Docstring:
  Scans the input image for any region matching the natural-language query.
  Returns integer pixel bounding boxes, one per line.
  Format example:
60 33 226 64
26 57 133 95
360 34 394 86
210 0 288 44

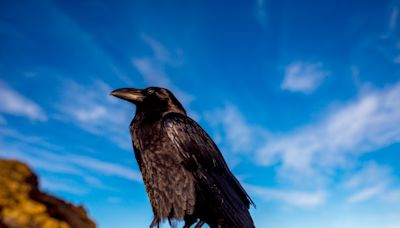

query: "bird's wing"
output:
162 112 254 227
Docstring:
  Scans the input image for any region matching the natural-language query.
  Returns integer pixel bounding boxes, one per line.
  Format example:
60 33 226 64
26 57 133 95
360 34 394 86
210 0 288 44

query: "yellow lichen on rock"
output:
0 159 96 228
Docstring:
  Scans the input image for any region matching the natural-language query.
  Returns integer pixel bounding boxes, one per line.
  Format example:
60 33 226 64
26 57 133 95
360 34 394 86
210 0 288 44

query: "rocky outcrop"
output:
0 159 96 228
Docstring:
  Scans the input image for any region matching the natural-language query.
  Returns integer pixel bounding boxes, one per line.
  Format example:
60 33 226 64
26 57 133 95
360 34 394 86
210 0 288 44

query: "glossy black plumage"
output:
111 87 255 228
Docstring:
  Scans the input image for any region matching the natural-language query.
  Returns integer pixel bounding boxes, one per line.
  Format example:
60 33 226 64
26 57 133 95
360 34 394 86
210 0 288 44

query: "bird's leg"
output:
183 214 197 228
183 222 197 228
149 217 160 228
168 218 178 228
194 220 205 228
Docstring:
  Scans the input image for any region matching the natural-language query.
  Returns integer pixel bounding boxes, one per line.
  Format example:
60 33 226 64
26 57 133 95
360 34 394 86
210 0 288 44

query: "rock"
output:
0 159 96 228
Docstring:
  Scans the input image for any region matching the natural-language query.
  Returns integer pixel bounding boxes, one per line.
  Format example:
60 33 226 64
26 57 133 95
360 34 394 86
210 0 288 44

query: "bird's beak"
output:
110 88 145 103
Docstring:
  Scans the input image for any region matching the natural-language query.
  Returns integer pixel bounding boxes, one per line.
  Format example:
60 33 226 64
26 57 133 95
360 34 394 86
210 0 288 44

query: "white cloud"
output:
0 80 47 121
107 197 122 204
0 127 142 186
389 6 399 34
0 127 61 150
67 154 142 182
246 184 326 208
133 58 172 88
255 0 267 26
82 175 108 189
0 115 6 125
342 162 398 204
394 55 400 64
205 83 400 206
132 34 194 106
41 178 88 195
23 71 38 78
140 33 170 64
0 148 82 175
281 62 328 94
342 162 391 190
257 82 400 184
204 104 267 154
382 189 400 203
56 80 133 150
347 185 386 204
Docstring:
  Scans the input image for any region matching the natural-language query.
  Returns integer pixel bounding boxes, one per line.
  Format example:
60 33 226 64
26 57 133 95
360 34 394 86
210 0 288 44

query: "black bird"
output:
111 87 255 228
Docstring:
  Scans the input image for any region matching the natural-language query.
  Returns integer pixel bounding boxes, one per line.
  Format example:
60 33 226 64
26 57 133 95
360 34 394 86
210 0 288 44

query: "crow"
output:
111 86 255 228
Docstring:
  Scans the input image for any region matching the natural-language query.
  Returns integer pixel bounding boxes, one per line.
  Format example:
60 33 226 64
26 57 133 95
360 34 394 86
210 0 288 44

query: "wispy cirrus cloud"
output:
257 82 400 185
0 142 141 183
0 115 6 125
382 189 400 203
41 178 88 195
0 127 142 194
388 5 399 35
207 82 400 207
133 58 172 89
0 127 61 150
371 3 400 64
254 0 268 27
385 4 400 65
281 62 328 94
56 80 133 150
140 34 171 64
347 185 386 204
132 34 194 106
342 162 392 190
205 104 267 154
343 162 396 204
67 154 141 182
0 148 81 175
394 55 400 64
0 80 47 121
246 184 326 208
382 4 399 38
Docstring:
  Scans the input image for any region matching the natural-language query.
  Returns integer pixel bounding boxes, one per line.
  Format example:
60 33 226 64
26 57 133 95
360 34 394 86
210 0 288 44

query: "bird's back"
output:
163 113 255 228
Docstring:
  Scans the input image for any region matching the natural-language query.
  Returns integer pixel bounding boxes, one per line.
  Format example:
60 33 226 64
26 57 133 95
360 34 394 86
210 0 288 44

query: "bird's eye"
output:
147 88 155 95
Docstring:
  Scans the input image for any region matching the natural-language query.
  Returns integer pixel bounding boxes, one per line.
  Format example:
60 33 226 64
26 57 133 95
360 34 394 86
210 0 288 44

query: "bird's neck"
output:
133 109 162 125
135 105 185 121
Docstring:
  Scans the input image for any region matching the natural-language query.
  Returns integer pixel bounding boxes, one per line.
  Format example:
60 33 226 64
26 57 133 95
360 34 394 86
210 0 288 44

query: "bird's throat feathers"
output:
134 106 186 124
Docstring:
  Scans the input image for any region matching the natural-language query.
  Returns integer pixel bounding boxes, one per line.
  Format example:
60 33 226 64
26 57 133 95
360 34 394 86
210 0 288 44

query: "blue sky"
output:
1 0 400 227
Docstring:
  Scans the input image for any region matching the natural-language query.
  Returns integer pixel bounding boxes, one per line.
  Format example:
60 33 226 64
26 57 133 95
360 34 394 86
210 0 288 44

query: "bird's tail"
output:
212 208 254 228
212 174 255 228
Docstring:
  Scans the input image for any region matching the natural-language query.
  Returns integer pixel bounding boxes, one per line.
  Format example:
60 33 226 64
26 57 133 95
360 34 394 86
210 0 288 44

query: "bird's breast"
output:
131 122 196 219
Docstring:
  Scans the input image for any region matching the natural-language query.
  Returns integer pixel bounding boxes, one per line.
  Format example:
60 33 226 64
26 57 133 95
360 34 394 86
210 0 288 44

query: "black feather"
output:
112 86 255 228
163 113 255 228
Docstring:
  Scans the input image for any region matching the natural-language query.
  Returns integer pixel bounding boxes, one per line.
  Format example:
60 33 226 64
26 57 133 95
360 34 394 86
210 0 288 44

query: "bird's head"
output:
111 87 186 115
